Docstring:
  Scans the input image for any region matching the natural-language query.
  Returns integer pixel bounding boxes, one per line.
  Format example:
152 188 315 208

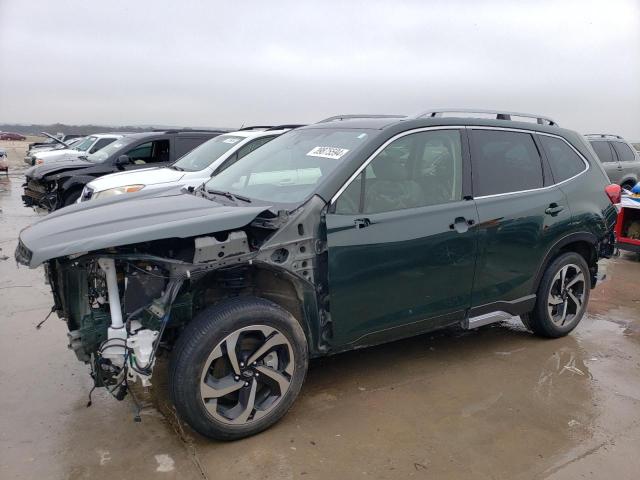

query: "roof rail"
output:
317 114 406 123
265 124 307 131
152 128 228 134
585 133 624 140
238 125 273 131
415 109 558 126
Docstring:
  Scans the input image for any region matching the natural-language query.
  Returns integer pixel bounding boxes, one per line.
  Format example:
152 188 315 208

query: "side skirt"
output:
463 294 536 329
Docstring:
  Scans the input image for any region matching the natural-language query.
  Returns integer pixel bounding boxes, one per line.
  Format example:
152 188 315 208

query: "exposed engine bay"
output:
40 198 328 403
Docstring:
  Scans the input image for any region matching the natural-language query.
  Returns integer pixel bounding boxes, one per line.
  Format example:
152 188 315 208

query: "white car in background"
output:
80 126 301 202
29 133 122 165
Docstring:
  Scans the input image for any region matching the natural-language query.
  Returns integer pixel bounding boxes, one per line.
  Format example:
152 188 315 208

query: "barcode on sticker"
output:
307 147 350 160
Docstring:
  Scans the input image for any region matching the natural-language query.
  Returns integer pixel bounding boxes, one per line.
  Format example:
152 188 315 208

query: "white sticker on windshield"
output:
306 146 350 160
223 138 240 144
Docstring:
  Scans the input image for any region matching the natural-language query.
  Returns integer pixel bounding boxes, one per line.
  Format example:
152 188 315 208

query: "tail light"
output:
605 184 621 204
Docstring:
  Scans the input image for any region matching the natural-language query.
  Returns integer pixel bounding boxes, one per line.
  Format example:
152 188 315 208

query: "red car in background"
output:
0 132 27 141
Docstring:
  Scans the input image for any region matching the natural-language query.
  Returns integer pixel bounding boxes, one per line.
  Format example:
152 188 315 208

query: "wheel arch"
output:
532 232 599 293
187 262 323 356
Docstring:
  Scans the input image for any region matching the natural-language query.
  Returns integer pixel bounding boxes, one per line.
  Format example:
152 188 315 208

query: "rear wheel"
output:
521 252 590 337
169 297 308 440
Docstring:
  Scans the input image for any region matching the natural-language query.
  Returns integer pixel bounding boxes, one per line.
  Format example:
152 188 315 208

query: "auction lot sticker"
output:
307 146 350 160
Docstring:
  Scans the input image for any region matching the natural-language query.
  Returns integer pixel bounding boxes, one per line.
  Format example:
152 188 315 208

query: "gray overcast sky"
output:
0 0 638 138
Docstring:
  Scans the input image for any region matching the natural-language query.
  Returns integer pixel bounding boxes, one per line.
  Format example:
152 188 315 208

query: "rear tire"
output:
521 252 590 338
169 297 308 441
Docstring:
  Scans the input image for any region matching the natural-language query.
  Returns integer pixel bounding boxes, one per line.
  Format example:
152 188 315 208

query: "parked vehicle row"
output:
80 125 302 202
22 128 227 210
16 109 619 440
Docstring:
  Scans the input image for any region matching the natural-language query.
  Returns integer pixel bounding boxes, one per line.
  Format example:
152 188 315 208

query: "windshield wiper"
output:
206 189 252 203
169 165 184 171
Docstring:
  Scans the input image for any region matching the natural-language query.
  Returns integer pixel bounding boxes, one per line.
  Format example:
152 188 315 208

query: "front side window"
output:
470 130 543 196
204 128 371 204
539 135 586 182
589 141 615 163
127 139 170 164
335 130 463 214
612 141 636 162
173 135 245 172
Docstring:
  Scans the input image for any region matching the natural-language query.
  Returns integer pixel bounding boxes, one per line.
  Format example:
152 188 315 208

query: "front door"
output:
325 129 478 346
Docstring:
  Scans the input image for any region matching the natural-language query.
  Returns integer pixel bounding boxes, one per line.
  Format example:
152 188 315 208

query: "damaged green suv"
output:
16 110 618 440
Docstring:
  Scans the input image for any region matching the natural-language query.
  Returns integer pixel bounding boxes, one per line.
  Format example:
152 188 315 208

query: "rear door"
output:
590 140 621 184
325 128 478 346
468 128 572 312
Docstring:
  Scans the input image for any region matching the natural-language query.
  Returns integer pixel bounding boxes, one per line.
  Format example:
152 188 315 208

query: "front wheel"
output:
521 252 591 338
169 297 308 440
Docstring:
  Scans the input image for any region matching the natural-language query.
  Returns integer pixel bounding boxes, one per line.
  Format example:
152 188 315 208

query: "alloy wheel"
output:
547 264 586 326
199 325 294 425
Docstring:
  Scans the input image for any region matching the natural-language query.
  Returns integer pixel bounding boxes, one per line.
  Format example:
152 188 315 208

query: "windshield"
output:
86 138 130 163
204 128 371 204
172 135 245 172
74 136 97 152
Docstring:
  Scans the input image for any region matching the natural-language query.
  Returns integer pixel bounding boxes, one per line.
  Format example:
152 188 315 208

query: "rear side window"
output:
539 135 586 182
612 141 636 162
470 130 543 196
589 141 615 163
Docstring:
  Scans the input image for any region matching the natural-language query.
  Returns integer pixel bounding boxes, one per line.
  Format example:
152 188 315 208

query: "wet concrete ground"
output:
1 157 639 479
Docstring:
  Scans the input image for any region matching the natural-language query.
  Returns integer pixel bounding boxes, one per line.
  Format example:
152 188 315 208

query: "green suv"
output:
16 110 618 440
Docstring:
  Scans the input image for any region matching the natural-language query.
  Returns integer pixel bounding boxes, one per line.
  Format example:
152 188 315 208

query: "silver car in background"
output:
586 134 640 190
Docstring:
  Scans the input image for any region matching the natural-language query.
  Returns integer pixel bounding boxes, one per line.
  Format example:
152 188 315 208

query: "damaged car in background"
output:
22 129 225 211
16 111 618 440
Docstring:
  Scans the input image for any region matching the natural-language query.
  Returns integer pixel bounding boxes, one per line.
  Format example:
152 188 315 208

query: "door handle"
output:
545 203 564 216
354 218 371 229
449 216 471 233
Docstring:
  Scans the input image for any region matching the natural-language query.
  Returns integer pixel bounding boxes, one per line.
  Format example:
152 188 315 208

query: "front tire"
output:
169 297 308 440
521 252 590 338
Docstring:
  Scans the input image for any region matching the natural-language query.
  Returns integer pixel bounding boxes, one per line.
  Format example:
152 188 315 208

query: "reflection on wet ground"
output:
1 171 639 480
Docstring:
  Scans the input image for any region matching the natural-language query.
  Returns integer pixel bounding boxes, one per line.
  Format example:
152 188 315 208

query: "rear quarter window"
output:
612 141 636 162
539 135 586 183
470 130 543 196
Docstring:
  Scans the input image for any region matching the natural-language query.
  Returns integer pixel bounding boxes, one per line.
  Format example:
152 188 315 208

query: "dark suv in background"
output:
22 129 226 211
587 134 640 190
16 110 618 440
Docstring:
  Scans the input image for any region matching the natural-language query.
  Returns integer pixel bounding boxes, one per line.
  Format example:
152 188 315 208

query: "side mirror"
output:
116 155 130 167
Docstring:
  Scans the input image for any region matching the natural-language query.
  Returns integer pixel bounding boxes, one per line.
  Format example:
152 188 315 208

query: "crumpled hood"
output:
27 159 93 180
18 190 271 267
89 167 184 192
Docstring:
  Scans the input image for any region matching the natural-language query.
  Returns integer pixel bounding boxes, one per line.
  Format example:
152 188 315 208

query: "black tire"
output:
169 296 308 441
521 252 591 338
